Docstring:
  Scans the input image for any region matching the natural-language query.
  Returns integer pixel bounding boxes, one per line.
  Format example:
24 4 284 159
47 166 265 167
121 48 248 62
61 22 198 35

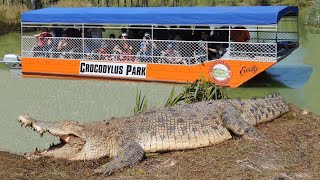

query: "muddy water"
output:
0 27 319 154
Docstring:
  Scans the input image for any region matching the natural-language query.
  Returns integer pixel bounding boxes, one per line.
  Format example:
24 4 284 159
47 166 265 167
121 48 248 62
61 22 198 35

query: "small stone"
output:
302 110 308 115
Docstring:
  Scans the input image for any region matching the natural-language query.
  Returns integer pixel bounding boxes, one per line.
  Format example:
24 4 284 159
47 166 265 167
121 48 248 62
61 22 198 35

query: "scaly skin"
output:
18 94 289 175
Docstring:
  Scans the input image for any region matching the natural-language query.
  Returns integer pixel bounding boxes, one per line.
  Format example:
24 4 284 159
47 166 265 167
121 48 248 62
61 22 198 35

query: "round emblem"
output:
210 61 232 84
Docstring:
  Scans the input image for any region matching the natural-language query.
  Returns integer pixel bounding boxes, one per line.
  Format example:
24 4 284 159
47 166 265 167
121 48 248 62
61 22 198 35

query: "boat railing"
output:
250 31 298 43
21 36 279 64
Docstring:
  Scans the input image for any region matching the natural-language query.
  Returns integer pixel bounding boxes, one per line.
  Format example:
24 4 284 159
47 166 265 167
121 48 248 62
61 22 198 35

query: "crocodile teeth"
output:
40 132 44 138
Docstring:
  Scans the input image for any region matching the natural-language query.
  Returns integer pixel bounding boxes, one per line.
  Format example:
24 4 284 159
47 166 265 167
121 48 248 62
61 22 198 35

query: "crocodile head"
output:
18 115 87 160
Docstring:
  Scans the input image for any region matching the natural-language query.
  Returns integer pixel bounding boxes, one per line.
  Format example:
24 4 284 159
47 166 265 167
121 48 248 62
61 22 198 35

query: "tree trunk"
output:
117 0 120 6
31 0 36 9
124 0 126 6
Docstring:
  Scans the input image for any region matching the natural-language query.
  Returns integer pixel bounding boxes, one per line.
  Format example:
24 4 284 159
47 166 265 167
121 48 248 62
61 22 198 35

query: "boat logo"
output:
210 61 232 84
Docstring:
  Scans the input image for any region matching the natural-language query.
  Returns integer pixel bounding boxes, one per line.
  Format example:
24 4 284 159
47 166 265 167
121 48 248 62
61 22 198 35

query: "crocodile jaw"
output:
18 115 85 160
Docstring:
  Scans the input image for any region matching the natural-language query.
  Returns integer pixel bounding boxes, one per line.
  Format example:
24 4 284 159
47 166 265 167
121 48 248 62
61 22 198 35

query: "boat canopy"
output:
21 6 298 25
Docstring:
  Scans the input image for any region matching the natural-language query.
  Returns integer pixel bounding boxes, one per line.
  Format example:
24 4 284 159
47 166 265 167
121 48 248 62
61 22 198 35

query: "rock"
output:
302 110 308 115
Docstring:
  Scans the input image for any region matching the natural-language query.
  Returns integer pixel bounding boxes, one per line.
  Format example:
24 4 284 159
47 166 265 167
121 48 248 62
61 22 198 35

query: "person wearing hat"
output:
113 33 135 62
136 32 157 62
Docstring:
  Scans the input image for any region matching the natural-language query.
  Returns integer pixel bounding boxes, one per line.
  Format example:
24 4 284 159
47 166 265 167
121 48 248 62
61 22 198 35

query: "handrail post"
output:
82 24 85 60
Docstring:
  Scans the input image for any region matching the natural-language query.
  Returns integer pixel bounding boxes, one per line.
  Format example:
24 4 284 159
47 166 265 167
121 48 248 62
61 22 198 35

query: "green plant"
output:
134 90 148 114
164 87 185 107
181 77 227 104
164 78 228 107
305 0 320 27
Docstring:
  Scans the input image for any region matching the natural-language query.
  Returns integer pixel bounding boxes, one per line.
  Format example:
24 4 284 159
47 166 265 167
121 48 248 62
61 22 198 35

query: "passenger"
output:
173 34 184 55
91 26 105 51
160 44 186 64
231 26 250 42
113 33 135 62
54 33 71 58
97 33 117 60
199 31 218 60
193 26 210 41
34 27 52 57
52 25 63 38
118 28 128 38
34 27 52 48
109 34 115 39
136 33 157 62
83 28 92 53
48 28 59 49
57 34 69 51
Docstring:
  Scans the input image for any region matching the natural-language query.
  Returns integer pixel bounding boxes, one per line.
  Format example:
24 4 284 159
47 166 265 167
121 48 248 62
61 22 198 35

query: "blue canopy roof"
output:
21 6 298 25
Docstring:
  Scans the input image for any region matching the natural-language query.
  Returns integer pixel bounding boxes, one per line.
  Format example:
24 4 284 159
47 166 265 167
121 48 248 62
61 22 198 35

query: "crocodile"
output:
18 94 289 175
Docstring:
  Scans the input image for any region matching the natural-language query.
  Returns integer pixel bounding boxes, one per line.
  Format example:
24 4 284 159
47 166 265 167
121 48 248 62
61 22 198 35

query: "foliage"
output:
133 90 147 114
178 77 228 104
0 4 28 35
134 78 227 113
165 78 228 107
164 87 185 107
52 0 93 7
305 0 320 27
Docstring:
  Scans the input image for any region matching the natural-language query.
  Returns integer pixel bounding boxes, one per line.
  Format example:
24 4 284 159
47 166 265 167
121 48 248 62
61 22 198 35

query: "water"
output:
0 27 319 154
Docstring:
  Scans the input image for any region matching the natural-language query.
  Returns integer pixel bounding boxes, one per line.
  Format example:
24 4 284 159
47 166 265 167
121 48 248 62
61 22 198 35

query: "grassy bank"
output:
0 4 27 35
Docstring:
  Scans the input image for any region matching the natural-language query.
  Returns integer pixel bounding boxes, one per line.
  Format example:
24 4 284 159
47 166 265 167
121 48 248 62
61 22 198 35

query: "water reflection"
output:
244 48 313 89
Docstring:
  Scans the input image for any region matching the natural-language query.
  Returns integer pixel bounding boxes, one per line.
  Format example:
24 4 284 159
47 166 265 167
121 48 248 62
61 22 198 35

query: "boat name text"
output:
240 65 258 76
79 61 146 78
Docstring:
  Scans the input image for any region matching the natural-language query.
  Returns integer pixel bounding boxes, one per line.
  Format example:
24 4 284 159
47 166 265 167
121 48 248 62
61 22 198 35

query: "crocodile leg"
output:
221 107 265 141
94 140 145 175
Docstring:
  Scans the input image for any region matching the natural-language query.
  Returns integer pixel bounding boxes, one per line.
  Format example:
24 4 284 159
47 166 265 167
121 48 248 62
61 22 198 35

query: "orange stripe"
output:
21 57 276 88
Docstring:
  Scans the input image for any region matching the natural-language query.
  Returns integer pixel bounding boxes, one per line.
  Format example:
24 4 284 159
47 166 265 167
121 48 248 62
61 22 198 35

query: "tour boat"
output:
20 6 299 87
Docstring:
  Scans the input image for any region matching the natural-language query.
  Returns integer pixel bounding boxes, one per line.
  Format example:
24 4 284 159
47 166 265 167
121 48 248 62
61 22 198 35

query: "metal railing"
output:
21 36 279 64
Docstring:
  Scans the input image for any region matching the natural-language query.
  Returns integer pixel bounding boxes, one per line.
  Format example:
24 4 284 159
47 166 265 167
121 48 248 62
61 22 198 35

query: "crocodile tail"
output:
254 93 289 124
231 93 289 125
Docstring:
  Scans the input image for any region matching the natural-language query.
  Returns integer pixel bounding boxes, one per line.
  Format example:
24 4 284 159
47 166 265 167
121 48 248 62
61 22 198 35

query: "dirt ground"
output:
0 104 319 180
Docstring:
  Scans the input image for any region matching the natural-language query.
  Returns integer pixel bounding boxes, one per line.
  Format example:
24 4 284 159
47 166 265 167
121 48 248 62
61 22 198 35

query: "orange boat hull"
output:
21 57 276 88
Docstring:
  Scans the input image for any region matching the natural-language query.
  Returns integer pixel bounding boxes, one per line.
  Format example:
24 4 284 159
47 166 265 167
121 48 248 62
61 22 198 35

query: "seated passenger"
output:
118 28 128 38
231 26 250 42
160 44 186 64
97 34 116 60
91 26 105 50
34 27 52 57
54 33 71 58
199 31 218 60
136 33 157 62
113 33 135 62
